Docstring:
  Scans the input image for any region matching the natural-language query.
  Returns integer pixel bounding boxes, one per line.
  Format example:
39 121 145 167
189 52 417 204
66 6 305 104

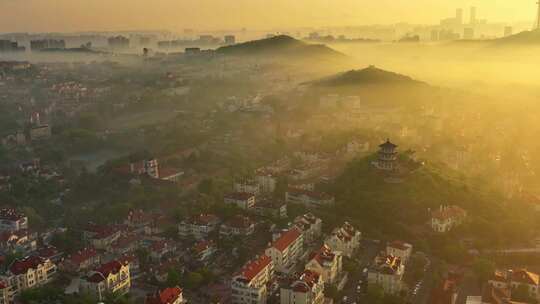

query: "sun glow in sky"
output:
0 0 534 32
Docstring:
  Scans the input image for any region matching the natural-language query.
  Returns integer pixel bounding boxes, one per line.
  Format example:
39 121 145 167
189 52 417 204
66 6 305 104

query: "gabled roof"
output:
271 228 302 252
145 287 183 304
67 247 98 266
309 245 336 267
235 255 272 283
86 260 127 283
9 256 47 275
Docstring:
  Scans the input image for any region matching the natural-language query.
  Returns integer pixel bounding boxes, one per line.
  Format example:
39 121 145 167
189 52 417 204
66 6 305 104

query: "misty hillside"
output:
306 65 426 87
216 35 344 59
326 154 513 241
491 29 540 45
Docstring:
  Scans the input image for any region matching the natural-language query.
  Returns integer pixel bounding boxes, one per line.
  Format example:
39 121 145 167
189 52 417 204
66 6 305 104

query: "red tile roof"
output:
87 260 127 283
431 206 467 221
310 245 336 267
146 287 183 304
67 247 98 266
271 228 302 252
236 255 272 283
224 215 254 229
10 256 46 275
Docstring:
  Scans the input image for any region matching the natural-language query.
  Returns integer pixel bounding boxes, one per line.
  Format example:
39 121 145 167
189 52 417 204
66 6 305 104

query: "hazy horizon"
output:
0 0 535 33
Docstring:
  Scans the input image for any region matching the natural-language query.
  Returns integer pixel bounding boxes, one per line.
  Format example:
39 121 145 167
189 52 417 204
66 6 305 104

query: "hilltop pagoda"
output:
376 139 398 171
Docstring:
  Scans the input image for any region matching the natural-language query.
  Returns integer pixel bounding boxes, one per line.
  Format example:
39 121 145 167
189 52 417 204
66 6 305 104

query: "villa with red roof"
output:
145 286 185 304
60 247 101 273
280 270 325 304
178 214 220 240
2 255 57 301
324 222 361 258
431 205 467 233
231 255 274 304
82 223 121 250
220 215 255 237
265 228 304 273
80 260 131 301
305 245 343 284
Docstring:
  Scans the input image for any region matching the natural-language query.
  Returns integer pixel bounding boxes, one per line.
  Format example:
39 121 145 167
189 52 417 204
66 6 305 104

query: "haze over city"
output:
0 0 535 32
2 2 540 304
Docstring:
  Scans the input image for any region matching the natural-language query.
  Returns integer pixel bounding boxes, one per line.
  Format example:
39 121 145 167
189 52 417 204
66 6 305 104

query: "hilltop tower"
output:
376 139 398 171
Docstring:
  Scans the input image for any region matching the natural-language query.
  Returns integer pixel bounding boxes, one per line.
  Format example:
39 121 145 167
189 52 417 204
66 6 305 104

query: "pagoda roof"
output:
379 139 397 149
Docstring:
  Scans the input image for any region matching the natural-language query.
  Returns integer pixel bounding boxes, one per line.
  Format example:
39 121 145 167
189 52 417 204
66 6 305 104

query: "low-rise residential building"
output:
286 188 334 208
80 260 131 301
431 205 467 233
224 192 256 210
234 179 260 195
112 234 141 255
255 199 287 219
280 270 325 304
0 230 37 254
220 215 255 237
0 209 28 232
231 255 273 304
386 241 413 264
2 256 57 301
265 228 303 274
293 213 322 245
82 223 121 250
367 255 405 294
255 171 278 193
178 214 220 240
324 222 361 258
145 286 186 304
305 245 343 284
60 247 101 273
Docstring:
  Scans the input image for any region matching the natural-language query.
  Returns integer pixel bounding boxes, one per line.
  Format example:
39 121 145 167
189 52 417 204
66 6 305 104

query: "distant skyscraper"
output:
430 30 439 41
537 0 540 29
504 26 513 37
456 8 464 25
470 7 477 25
463 28 474 40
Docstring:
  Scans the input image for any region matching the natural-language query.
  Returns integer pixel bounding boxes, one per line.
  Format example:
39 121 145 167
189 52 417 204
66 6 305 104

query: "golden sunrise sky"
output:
0 0 534 32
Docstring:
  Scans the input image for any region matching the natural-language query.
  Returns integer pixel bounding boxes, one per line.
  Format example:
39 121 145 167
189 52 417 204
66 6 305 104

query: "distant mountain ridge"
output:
306 65 426 87
216 35 344 59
